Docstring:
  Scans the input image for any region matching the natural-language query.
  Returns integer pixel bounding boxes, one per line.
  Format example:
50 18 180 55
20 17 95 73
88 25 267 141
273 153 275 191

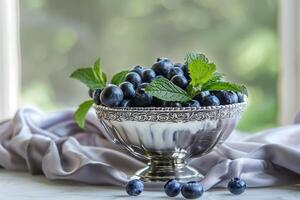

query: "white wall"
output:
0 0 20 120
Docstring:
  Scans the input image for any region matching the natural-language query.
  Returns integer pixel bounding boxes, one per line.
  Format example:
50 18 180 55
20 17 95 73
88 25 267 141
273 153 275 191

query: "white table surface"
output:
0 169 299 200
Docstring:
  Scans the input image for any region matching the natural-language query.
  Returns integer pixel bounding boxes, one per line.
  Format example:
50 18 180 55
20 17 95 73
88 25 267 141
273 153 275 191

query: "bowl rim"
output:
94 102 246 112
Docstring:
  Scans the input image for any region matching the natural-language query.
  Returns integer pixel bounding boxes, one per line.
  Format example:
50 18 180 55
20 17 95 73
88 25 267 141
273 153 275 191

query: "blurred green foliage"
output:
20 0 278 132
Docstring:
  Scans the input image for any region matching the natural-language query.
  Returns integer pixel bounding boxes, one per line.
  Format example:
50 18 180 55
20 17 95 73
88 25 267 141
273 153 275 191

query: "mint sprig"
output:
74 100 94 129
111 70 129 85
145 77 192 102
70 58 107 90
185 53 216 88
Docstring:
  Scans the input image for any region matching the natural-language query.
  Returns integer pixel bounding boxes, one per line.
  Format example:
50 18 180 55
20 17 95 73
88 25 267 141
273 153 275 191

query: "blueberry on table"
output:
119 81 136 99
214 91 238 105
201 95 220 106
126 179 144 196
227 177 246 195
132 93 153 107
100 85 124 107
236 92 245 102
125 72 142 89
181 181 204 199
152 59 173 77
142 69 156 83
88 89 94 98
164 179 182 197
167 67 184 80
184 100 200 108
92 88 102 105
136 82 149 94
129 65 144 76
171 75 188 90
194 91 210 102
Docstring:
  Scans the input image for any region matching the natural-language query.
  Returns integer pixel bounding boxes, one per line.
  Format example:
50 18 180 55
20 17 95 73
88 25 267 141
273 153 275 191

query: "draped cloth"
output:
0 107 300 191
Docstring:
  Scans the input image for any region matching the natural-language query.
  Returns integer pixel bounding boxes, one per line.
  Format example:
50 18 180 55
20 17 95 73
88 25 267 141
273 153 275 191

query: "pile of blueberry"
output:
90 57 246 108
126 177 246 199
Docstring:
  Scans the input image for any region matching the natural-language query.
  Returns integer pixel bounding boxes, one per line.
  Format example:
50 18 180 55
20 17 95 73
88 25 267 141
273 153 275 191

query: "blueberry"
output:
119 99 131 107
181 181 204 199
142 69 156 83
119 81 136 99
163 102 182 107
129 65 144 76
155 75 165 80
125 72 142 89
194 91 210 102
152 60 173 77
236 92 245 102
132 93 153 107
136 82 149 94
88 89 94 98
214 91 238 105
93 88 102 105
152 97 164 107
184 100 200 107
126 179 144 196
170 75 188 90
201 95 220 106
156 57 170 62
174 63 183 68
167 67 184 80
164 179 182 197
100 85 124 107
227 178 246 195
181 64 190 80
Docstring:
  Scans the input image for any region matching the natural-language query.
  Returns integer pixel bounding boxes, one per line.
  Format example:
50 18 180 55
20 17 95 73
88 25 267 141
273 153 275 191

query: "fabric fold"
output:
0 107 299 190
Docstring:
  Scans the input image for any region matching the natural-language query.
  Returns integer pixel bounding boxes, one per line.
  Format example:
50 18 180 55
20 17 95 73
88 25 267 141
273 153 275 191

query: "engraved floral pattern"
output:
95 103 246 122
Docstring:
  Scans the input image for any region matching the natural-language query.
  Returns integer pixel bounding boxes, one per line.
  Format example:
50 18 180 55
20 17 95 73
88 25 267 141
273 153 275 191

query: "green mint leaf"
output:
93 58 106 85
145 77 192 102
202 81 248 96
102 72 107 84
74 100 94 129
202 72 225 89
185 52 216 88
70 68 105 90
185 52 209 64
111 70 129 85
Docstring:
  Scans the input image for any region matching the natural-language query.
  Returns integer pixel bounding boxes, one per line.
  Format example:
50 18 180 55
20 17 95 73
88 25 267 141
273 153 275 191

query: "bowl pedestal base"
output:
133 158 202 183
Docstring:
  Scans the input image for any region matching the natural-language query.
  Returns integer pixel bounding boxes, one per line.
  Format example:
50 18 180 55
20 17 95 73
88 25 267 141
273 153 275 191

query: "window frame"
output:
0 0 21 120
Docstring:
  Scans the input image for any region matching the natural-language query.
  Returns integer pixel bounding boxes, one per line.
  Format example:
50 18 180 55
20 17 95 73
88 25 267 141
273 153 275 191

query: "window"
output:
1 0 298 132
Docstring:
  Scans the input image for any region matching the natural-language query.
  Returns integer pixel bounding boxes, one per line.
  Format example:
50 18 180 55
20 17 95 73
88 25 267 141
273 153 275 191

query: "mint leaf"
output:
70 58 107 89
202 72 224 89
70 68 105 90
111 70 129 85
185 52 209 64
93 58 106 85
202 81 248 96
145 77 192 102
74 100 94 129
185 52 216 88
102 72 107 84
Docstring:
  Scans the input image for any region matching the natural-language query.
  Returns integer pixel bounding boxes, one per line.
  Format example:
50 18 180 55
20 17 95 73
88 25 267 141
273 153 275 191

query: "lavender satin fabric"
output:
0 107 300 190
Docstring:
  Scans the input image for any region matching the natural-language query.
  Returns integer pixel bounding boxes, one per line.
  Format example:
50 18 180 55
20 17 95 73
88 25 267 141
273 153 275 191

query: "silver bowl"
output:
95 103 246 182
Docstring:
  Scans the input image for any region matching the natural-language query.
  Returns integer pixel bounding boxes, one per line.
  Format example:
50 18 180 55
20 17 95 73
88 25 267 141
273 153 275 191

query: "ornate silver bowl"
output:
95 103 246 182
